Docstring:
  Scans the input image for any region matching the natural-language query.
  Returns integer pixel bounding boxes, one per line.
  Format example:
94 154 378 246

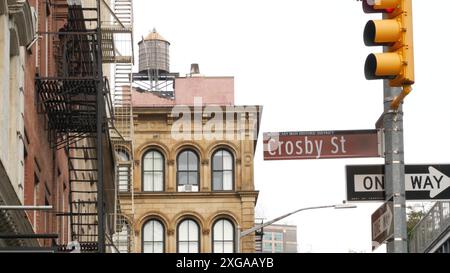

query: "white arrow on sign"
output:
354 167 450 199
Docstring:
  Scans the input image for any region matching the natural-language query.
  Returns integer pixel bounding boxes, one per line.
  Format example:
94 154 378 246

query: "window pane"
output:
144 156 153 171
178 172 188 186
214 221 224 240
143 242 153 253
154 222 164 241
223 220 234 240
222 151 233 170
274 232 283 241
154 172 164 191
213 172 223 191
143 220 165 253
223 171 233 191
178 242 189 253
188 152 198 171
144 222 154 241
153 151 163 161
189 242 199 253
213 152 223 170
188 221 198 240
153 242 164 253
144 173 154 191
154 156 164 171
214 242 223 253
179 221 189 241
275 243 283 252
224 242 234 253
178 152 188 170
188 172 198 186
264 242 272 250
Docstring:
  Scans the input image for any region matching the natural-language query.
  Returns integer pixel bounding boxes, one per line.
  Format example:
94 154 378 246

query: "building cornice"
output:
120 191 259 200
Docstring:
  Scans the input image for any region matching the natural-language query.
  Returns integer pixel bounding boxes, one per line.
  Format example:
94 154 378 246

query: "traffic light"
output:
362 0 414 109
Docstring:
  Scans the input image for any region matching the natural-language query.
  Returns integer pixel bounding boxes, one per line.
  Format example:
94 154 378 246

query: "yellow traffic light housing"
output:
362 0 415 109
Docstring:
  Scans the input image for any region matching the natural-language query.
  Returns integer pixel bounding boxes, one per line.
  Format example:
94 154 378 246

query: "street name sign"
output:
346 165 450 202
372 201 394 251
263 130 380 161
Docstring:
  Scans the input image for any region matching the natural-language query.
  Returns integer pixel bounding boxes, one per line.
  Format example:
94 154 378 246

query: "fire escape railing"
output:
100 0 135 253
36 0 113 253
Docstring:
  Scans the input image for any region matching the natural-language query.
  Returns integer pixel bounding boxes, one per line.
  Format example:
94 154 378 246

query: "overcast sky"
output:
133 0 450 253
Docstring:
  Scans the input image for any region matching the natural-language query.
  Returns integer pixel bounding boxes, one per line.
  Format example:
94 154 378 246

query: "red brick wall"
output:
23 0 69 247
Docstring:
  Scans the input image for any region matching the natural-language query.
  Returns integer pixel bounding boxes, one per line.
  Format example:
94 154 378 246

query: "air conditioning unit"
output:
178 185 198 192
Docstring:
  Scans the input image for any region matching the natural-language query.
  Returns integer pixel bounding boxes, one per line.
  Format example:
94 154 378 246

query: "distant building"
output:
259 224 298 253
116 30 263 253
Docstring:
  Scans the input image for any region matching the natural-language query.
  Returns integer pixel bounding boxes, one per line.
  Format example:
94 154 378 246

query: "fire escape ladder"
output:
102 0 136 253
36 0 112 253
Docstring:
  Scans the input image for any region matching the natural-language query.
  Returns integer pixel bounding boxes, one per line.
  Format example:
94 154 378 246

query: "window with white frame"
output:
142 150 164 192
177 219 200 253
212 219 235 253
177 150 199 192
212 149 234 191
142 220 165 253
116 149 131 192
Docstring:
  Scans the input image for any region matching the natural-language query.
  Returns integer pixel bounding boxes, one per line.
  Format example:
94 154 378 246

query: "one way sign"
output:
346 165 450 202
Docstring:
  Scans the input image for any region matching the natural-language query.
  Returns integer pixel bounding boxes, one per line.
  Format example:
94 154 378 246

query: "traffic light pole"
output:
383 80 408 253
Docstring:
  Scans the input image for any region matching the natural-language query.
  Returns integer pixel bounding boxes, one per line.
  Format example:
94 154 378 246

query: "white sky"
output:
133 0 450 253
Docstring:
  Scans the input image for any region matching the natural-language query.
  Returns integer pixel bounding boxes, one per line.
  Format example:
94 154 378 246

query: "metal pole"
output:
241 205 337 238
238 204 356 253
0 234 59 239
0 206 53 211
96 0 105 254
383 80 408 253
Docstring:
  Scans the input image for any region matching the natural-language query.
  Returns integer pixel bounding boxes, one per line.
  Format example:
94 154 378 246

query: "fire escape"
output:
36 0 115 253
100 0 135 253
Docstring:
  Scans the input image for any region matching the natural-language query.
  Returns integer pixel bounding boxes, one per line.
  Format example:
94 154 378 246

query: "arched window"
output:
212 149 234 191
177 150 199 192
142 220 165 253
142 150 164 192
115 149 131 192
212 219 235 253
177 219 200 253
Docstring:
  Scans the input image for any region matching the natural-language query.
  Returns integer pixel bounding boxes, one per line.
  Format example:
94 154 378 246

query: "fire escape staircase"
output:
35 0 133 253
36 1 113 253
101 0 135 253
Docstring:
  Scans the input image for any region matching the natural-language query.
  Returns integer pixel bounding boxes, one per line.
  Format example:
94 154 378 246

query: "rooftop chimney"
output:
190 63 202 77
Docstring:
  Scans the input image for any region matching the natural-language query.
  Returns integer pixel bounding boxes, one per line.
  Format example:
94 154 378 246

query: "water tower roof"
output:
144 28 169 44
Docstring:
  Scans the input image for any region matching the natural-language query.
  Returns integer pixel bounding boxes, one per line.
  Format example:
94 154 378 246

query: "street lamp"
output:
237 202 357 253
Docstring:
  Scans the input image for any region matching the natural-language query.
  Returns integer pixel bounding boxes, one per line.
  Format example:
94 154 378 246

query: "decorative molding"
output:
134 160 140 166
201 159 209 166
167 160 175 166
202 229 210 236
167 229 175 236
244 155 252 166
8 0 35 48
236 158 242 165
